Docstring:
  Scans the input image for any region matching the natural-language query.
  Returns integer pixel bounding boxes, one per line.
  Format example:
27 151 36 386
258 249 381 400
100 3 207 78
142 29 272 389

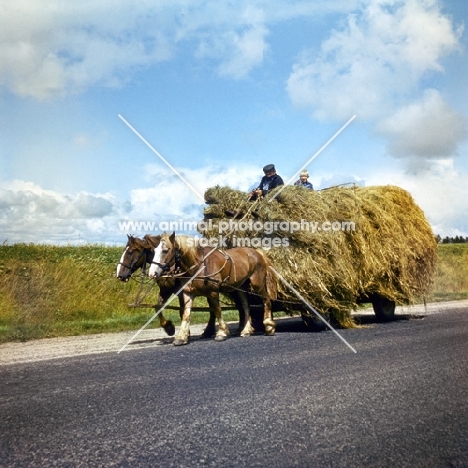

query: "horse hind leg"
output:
250 265 276 336
229 291 247 335
263 297 276 336
207 295 229 342
201 310 217 339
237 291 254 337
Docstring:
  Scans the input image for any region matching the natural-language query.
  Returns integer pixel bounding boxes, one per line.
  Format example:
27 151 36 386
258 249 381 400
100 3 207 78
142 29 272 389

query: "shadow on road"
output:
127 314 427 348
273 313 426 334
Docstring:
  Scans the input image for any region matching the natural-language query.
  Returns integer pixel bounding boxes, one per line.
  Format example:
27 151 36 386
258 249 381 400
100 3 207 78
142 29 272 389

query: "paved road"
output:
1 307 467 467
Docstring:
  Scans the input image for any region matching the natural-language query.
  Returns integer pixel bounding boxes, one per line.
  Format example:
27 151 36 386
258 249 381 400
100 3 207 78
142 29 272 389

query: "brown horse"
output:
148 232 277 346
116 234 247 338
117 234 178 336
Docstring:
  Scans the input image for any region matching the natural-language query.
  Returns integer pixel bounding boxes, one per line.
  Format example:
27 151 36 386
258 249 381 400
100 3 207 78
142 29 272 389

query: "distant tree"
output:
440 236 467 244
435 234 442 244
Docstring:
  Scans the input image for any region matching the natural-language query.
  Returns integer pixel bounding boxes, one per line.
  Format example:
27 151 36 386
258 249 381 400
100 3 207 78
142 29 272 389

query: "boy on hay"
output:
294 170 314 190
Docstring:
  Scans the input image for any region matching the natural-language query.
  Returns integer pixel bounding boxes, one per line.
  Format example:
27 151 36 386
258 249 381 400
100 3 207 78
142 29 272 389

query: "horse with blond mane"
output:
117 234 250 339
149 232 277 346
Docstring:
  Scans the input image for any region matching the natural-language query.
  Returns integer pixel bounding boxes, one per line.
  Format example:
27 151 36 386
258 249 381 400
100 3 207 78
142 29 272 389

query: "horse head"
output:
148 232 177 279
116 234 160 281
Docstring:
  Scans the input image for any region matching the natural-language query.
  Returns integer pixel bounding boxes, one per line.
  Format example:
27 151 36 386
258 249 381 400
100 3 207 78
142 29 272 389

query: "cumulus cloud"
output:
0 1 176 99
195 6 269 79
286 0 462 121
286 0 467 172
376 89 468 164
130 163 260 217
0 2 265 99
0 180 118 244
0 0 363 99
0 163 263 244
365 159 468 237
0 181 114 220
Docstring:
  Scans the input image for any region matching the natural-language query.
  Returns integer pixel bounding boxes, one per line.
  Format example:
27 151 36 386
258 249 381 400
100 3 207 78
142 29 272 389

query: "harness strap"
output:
118 248 147 272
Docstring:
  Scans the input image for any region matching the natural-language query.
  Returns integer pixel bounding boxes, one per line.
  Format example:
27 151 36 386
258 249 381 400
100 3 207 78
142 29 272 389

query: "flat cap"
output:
263 164 275 173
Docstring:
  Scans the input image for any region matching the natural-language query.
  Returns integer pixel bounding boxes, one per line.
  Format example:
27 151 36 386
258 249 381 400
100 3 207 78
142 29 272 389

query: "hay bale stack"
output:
202 184 437 327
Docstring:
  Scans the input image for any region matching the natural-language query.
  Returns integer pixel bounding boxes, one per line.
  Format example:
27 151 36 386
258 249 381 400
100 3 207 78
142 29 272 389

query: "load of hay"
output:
201 184 437 327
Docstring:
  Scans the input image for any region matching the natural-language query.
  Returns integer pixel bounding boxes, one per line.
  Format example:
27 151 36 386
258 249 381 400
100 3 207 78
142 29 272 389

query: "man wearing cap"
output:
249 164 284 200
294 170 314 190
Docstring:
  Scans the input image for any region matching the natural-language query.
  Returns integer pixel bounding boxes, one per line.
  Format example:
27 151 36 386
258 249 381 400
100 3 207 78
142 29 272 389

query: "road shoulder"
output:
1 300 467 366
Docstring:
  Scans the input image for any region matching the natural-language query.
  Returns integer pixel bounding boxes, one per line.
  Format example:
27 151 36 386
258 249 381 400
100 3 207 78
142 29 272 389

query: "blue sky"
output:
0 0 467 244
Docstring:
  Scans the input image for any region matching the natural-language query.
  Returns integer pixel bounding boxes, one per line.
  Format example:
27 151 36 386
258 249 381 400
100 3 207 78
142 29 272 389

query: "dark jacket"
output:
256 174 284 196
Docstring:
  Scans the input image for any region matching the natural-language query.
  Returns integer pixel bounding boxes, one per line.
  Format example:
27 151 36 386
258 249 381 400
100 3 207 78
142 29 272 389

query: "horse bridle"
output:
150 248 181 275
118 247 149 273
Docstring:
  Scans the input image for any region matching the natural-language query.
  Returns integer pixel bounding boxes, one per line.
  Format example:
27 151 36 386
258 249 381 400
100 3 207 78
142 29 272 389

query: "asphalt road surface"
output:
1 306 467 467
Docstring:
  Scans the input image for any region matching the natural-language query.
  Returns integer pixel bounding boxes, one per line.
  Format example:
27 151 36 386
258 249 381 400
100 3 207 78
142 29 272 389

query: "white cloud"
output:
286 0 462 121
132 163 260 216
0 180 119 244
0 164 263 244
0 1 176 99
365 159 468 237
1 156 467 243
199 6 270 79
0 0 363 99
376 89 468 162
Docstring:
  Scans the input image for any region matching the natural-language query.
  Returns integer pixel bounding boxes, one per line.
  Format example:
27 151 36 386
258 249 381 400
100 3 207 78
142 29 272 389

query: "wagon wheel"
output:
372 295 396 322
301 313 328 332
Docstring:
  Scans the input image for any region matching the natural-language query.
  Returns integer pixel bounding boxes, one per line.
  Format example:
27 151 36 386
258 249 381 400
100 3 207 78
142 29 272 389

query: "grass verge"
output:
0 243 467 343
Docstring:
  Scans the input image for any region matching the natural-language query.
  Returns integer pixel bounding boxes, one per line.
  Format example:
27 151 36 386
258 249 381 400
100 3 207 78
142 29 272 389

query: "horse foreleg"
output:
155 290 176 336
173 293 193 346
230 291 247 334
201 309 217 339
157 312 176 336
238 291 254 337
263 297 276 336
207 294 229 342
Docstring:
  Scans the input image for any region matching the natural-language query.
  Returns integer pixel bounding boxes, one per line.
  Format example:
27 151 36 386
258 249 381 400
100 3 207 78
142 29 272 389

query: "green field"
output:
0 243 467 343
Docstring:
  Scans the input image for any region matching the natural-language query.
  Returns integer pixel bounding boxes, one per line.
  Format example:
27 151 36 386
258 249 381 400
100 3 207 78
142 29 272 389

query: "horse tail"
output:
256 249 278 301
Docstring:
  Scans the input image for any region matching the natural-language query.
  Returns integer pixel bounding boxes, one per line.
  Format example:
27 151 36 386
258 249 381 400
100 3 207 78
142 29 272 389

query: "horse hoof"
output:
201 327 216 339
201 332 215 339
173 338 188 346
163 321 176 336
214 334 227 342
240 323 255 337
264 319 276 336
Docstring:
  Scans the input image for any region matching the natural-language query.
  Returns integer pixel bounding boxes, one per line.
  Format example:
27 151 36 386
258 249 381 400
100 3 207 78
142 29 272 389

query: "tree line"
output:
435 235 468 244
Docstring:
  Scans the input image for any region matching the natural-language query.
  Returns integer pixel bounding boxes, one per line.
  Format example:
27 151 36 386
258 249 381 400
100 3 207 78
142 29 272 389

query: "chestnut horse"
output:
116 234 247 338
148 232 277 346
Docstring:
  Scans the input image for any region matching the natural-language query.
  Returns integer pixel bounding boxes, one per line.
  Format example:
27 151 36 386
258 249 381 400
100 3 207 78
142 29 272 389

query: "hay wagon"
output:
202 184 437 330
